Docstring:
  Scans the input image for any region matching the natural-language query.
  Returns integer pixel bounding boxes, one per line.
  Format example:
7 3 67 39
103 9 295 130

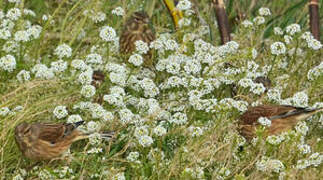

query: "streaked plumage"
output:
14 121 113 161
238 105 323 140
119 11 155 66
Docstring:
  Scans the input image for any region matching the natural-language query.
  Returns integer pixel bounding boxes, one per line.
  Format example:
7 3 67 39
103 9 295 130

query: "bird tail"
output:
100 131 115 140
270 107 323 121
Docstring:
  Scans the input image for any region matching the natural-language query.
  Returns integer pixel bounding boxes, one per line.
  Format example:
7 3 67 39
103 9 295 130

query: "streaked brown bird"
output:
119 11 156 67
14 121 113 161
238 105 323 140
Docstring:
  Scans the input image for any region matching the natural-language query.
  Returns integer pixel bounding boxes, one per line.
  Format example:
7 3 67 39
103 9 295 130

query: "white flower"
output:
127 152 139 162
81 85 96 98
285 23 301 35
266 135 284 145
169 112 187 125
85 53 103 65
0 107 10 116
8 0 21 3
6 8 21 21
307 38 322 50
71 59 87 70
51 59 68 73
153 125 167 136
67 114 82 123
113 172 126 180
135 40 149 54
53 106 68 119
271 42 286 55
242 20 253 28
267 89 281 102
16 70 31 82
128 53 143 66
258 7 271 16
27 25 42 39
253 16 265 25
296 159 310 169
292 91 308 107
111 7 125 16
78 70 93 85
298 144 311 154
138 135 154 147
119 108 134 124
87 121 100 132
54 44 72 59
87 147 103 154
89 132 102 145
188 126 203 137
295 121 309 135
274 27 284 35
99 26 116 42
258 117 271 126
14 31 30 42
176 0 192 10
0 54 16 72
0 28 11 39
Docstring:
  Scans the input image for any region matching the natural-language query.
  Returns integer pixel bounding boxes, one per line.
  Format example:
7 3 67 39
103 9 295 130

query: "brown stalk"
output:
309 0 320 40
212 0 231 44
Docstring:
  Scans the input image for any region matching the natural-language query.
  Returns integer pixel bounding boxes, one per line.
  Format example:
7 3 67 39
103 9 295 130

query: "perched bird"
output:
253 76 272 92
91 70 105 104
91 70 105 88
14 121 113 161
238 105 323 140
119 11 156 67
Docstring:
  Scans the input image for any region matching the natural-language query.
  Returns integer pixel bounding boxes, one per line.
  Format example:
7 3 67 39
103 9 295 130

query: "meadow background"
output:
0 0 322 179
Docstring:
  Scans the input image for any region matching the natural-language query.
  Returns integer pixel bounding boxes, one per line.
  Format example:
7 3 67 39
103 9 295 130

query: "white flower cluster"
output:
271 42 286 55
296 152 323 170
54 44 72 59
258 7 271 16
84 10 106 23
135 40 149 54
258 117 271 126
256 156 285 173
103 86 125 107
126 152 140 163
99 26 117 42
53 106 68 119
285 23 301 35
0 54 16 72
266 135 285 145
176 0 192 10
81 84 96 98
106 63 129 86
111 7 125 16
188 126 204 137
31 64 55 80
128 53 143 66
307 62 323 81
301 32 322 50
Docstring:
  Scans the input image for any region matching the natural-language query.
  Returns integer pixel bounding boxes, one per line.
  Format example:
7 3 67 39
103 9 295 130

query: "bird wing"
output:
36 123 66 144
239 105 297 125
37 121 85 144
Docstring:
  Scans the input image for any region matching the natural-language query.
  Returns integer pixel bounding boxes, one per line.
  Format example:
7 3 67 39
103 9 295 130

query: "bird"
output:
253 76 272 92
238 105 323 140
91 70 105 88
119 11 156 67
14 121 113 161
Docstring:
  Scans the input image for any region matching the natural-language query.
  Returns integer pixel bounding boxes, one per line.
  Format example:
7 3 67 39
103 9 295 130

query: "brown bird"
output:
119 11 156 67
238 105 323 140
14 121 113 161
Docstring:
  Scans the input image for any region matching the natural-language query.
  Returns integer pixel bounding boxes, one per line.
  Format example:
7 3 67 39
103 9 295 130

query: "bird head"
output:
15 122 33 150
132 11 150 24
